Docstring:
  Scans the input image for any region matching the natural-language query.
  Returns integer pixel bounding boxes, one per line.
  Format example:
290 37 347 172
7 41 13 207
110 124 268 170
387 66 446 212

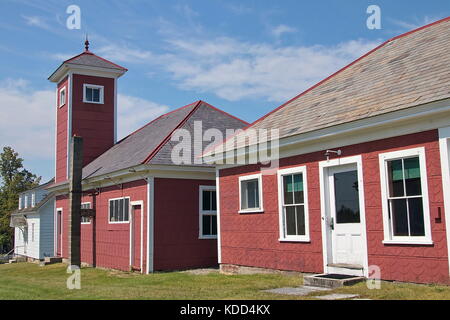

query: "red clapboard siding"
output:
219 129 449 284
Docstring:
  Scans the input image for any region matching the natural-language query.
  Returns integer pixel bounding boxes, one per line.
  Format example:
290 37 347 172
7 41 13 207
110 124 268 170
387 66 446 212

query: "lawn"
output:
0 263 450 300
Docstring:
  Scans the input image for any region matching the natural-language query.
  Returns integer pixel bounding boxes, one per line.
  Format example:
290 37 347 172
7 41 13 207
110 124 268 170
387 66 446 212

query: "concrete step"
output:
304 273 365 289
44 257 63 264
40 257 63 266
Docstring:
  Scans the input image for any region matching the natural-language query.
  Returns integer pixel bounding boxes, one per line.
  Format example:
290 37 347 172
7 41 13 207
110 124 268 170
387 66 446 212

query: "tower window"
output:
59 87 66 107
83 84 104 104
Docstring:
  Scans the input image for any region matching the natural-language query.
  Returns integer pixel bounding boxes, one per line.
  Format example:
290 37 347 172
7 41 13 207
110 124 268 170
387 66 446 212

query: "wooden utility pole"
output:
68 136 83 267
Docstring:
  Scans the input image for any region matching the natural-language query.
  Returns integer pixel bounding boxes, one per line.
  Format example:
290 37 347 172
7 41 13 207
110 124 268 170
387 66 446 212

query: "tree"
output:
0 147 41 252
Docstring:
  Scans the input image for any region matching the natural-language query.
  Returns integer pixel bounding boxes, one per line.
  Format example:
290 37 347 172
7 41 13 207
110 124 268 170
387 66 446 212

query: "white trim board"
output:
439 127 450 276
318 155 369 277
130 200 144 273
146 176 155 274
215 169 222 264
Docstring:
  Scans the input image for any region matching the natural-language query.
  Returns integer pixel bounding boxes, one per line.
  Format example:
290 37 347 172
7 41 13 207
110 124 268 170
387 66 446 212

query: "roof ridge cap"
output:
141 101 202 164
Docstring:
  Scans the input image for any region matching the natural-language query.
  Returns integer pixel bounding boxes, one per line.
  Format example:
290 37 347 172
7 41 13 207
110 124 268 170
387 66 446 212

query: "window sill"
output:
279 238 310 243
382 239 433 246
58 103 66 108
199 236 218 240
83 100 104 105
238 209 264 214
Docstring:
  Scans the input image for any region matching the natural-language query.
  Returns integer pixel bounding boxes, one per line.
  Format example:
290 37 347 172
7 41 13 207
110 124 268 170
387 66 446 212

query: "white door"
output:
327 164 365 268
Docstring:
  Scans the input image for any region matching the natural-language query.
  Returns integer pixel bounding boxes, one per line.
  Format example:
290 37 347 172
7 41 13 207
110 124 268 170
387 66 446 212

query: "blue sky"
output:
0 0 449 181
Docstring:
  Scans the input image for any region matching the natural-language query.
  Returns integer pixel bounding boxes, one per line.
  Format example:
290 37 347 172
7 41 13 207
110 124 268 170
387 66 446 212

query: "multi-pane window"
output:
81 202 91 224
387 157 424 237
239 174 263 212
278 166 309 241
380 148 431 243
109 198 130 223
59 87 66 107
31 223 35 242
200 187 217 238
83 84 103 104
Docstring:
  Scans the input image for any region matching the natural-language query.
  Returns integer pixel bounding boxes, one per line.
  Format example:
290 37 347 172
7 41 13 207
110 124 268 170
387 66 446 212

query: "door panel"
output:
56 210 62 257
328 165 364 266
132 205 142 270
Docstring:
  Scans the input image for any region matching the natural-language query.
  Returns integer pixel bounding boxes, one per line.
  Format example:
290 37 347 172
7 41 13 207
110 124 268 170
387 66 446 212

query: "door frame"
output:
319 155 369 277
438 127 450 277
129 200 144 272
55 208 63 257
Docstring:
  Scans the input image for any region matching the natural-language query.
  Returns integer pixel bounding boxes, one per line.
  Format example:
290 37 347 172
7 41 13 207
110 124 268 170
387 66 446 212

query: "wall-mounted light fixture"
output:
325 149 342 161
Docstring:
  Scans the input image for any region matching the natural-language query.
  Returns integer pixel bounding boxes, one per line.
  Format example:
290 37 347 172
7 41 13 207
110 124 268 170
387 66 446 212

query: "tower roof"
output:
48 42 127 82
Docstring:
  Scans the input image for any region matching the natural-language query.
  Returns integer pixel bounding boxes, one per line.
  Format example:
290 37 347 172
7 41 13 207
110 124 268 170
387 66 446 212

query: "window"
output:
24 195 28 209
83 84 104 104
239 174 263 213
277 166 310 242
81 202 91 224
379 147 432 244
109 197 130 223
18 197 22 210
199 186 217 238
31 193 35 207
59 87 66 107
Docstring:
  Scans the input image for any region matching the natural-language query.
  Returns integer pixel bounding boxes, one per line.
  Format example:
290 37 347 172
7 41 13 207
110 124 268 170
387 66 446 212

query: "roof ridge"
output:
141 101 203 164
199 100 250 125
122 101 200 141
244 16 450 130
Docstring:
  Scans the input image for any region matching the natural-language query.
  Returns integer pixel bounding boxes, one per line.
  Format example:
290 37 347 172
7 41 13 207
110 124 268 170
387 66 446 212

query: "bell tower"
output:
49 40 127 183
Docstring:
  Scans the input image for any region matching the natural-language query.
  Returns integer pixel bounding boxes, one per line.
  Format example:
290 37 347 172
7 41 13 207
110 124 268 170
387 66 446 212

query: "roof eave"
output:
48 62 127 83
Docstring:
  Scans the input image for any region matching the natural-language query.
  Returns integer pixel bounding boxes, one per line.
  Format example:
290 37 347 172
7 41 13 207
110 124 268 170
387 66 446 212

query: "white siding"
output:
24 214 40 259
39 200 55 258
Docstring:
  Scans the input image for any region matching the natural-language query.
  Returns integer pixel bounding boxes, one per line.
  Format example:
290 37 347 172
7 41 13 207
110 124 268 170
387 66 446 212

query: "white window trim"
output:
18 197 22 210
277 166 310 242
81 202 92 224
238 173 264 213
83 83 104 104
199 186 217 239
31 193 35 207
59 87 66 108
379 147 433 245
108 196 131 224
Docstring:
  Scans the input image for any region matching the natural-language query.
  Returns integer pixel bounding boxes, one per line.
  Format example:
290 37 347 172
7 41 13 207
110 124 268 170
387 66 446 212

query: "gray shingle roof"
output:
216 17 450 151
82 101 247 179
65 52 127 71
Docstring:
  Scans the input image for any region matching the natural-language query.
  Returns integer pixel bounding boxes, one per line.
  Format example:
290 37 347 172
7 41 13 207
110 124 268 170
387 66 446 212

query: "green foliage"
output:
0 147 40 251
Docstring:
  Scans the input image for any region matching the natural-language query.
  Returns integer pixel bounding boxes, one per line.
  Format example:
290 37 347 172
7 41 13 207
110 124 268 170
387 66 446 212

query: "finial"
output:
84 34 90 52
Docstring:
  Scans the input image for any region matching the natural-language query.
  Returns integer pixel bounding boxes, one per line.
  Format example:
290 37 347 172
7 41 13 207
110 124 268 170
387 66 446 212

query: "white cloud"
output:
390 15 443 31
21 15 50 30
117 94 169 139
0 79 169 164
0 79 54 161
94 36 379 102
271 24 297 38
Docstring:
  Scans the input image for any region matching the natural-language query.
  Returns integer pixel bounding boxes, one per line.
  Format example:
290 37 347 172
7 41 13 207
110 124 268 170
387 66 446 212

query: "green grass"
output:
0 263 450 300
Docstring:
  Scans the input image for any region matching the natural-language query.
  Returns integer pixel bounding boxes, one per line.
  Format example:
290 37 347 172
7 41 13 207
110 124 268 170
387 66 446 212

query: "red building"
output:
204 17 450 283
47 42 247 273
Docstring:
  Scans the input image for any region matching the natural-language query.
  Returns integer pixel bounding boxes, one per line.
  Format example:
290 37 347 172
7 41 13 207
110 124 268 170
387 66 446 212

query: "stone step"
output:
304 273 365 289
40 257 63 266
44 257 63 264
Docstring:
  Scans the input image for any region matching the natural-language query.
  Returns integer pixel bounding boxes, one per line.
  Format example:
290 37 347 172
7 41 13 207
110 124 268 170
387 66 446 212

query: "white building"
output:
10 179 55 260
